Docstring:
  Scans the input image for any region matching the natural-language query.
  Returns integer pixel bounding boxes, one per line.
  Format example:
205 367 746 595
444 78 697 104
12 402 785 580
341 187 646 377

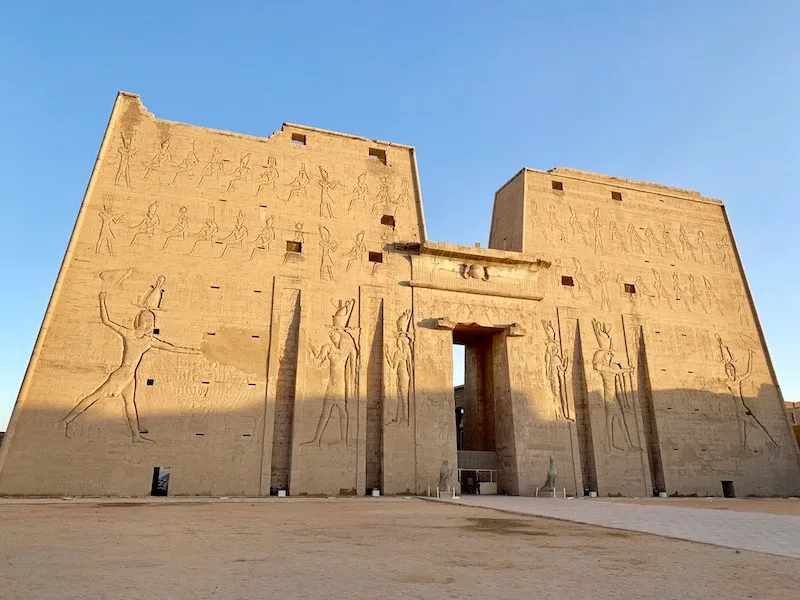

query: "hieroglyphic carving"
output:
528 201 550 241
687 274 709 315
608 221 628 253
249 216 275 260
644 227 663 256
303 299 359 447
142 138 172 181
662 226 681 259
542 320 572 421
99 267 134 291
220 211 248 257
169 144 199 186
189 207 219 255
60 289 199 442
162 206 189 250
716 334 778 453
254 156 279 197
225 154 251 193
344 231 366 271
573 258 594 301
114 134 136 188
634 275 656 308
679 225 699 262
136 275 166 311
591 319 638 452
372 177 391 214
719 235 734 273
696 230 716 264
318 166 338 218
197 146 225 188
629 224 647 254
736 292 749 326
561 207 585 246
386 309 413 427
129 201 160 247
595 264 611 311
651 269 673 310
548 203 568 242
589 208 603 254
96 197 125 256
286 163 310 202
318 225 337 281
392 179 412 215
702 276 725 316
347 173 368 212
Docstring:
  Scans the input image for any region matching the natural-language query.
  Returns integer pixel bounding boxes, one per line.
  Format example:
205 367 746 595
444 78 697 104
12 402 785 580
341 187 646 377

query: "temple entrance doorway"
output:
452 324 502 495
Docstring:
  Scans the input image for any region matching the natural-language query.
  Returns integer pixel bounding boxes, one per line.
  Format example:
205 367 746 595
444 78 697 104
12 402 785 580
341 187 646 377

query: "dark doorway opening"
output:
453 324 505 495
721 480 735 498
151 467 170 496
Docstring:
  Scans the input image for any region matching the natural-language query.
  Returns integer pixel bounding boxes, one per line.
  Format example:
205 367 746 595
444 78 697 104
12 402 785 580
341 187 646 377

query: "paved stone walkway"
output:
435 496 800 558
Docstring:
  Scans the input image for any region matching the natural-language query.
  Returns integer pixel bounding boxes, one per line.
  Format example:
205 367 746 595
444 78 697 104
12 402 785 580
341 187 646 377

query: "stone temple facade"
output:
1 92 798 498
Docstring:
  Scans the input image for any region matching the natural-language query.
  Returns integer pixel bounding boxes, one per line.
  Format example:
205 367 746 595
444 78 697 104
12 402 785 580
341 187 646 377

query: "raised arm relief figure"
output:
60 292 199 443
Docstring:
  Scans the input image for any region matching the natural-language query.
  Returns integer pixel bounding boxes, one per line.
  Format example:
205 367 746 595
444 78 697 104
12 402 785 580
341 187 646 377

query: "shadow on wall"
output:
0 380 797 498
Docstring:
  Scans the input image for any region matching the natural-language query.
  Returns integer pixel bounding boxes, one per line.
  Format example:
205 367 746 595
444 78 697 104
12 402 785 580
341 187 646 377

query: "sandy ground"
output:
0 498 797 600
614 497 800 515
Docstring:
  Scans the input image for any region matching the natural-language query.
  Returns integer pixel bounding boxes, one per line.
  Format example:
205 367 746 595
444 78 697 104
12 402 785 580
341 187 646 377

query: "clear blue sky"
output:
1 1 799 429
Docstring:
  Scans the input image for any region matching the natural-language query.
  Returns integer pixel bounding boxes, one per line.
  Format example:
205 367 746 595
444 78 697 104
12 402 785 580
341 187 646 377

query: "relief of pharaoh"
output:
60 291 199 443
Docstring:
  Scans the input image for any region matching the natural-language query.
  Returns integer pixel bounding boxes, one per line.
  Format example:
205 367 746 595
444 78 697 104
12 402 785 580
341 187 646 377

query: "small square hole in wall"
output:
380 215 395 228
611 191 623 201
146 379 155 386
368 251 383 263
291 132 306 145
561 275 574 287
552 180 563 191
152 328 160 335
368 148 387 165
286 240 302 253
624 283 636 294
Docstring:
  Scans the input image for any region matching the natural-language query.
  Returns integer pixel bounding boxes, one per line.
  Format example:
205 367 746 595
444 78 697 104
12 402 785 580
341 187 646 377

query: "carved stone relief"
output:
716 334 778 454
591 319 639 452
542 320 572 421
302 299 359 447
60 281 199 443
386 309 414 427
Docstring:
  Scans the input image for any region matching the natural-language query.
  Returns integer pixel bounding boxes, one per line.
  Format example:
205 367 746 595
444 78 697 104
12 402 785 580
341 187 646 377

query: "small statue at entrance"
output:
540 456 558 493
438 459 452 492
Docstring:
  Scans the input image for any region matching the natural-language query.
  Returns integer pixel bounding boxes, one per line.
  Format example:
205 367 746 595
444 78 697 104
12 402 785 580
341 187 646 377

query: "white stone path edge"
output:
432 495 800 559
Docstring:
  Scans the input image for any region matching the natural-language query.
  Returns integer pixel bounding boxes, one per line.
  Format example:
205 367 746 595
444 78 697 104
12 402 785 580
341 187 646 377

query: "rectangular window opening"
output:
291 132 306 145
259 204 267 208
551 180 563 191
152 328 160 335
561 275 574 287
624 283 636 294
242 434 252 438
286 240 302 253
210 285 220 289
368 251 384 263
247 383 257 387
368 147 387 165
611 191 623 201
254 290 262 293
195 433 204 437
146 378 155 386
251 335 260 339
380 215 395 228
201 381 211 385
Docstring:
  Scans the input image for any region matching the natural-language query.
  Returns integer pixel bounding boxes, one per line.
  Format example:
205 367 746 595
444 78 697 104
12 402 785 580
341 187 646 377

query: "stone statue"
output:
541 456 558 492
438 459 452 492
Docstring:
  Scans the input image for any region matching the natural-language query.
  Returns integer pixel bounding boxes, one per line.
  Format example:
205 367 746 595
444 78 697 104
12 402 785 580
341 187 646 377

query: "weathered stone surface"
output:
0 93 797 497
